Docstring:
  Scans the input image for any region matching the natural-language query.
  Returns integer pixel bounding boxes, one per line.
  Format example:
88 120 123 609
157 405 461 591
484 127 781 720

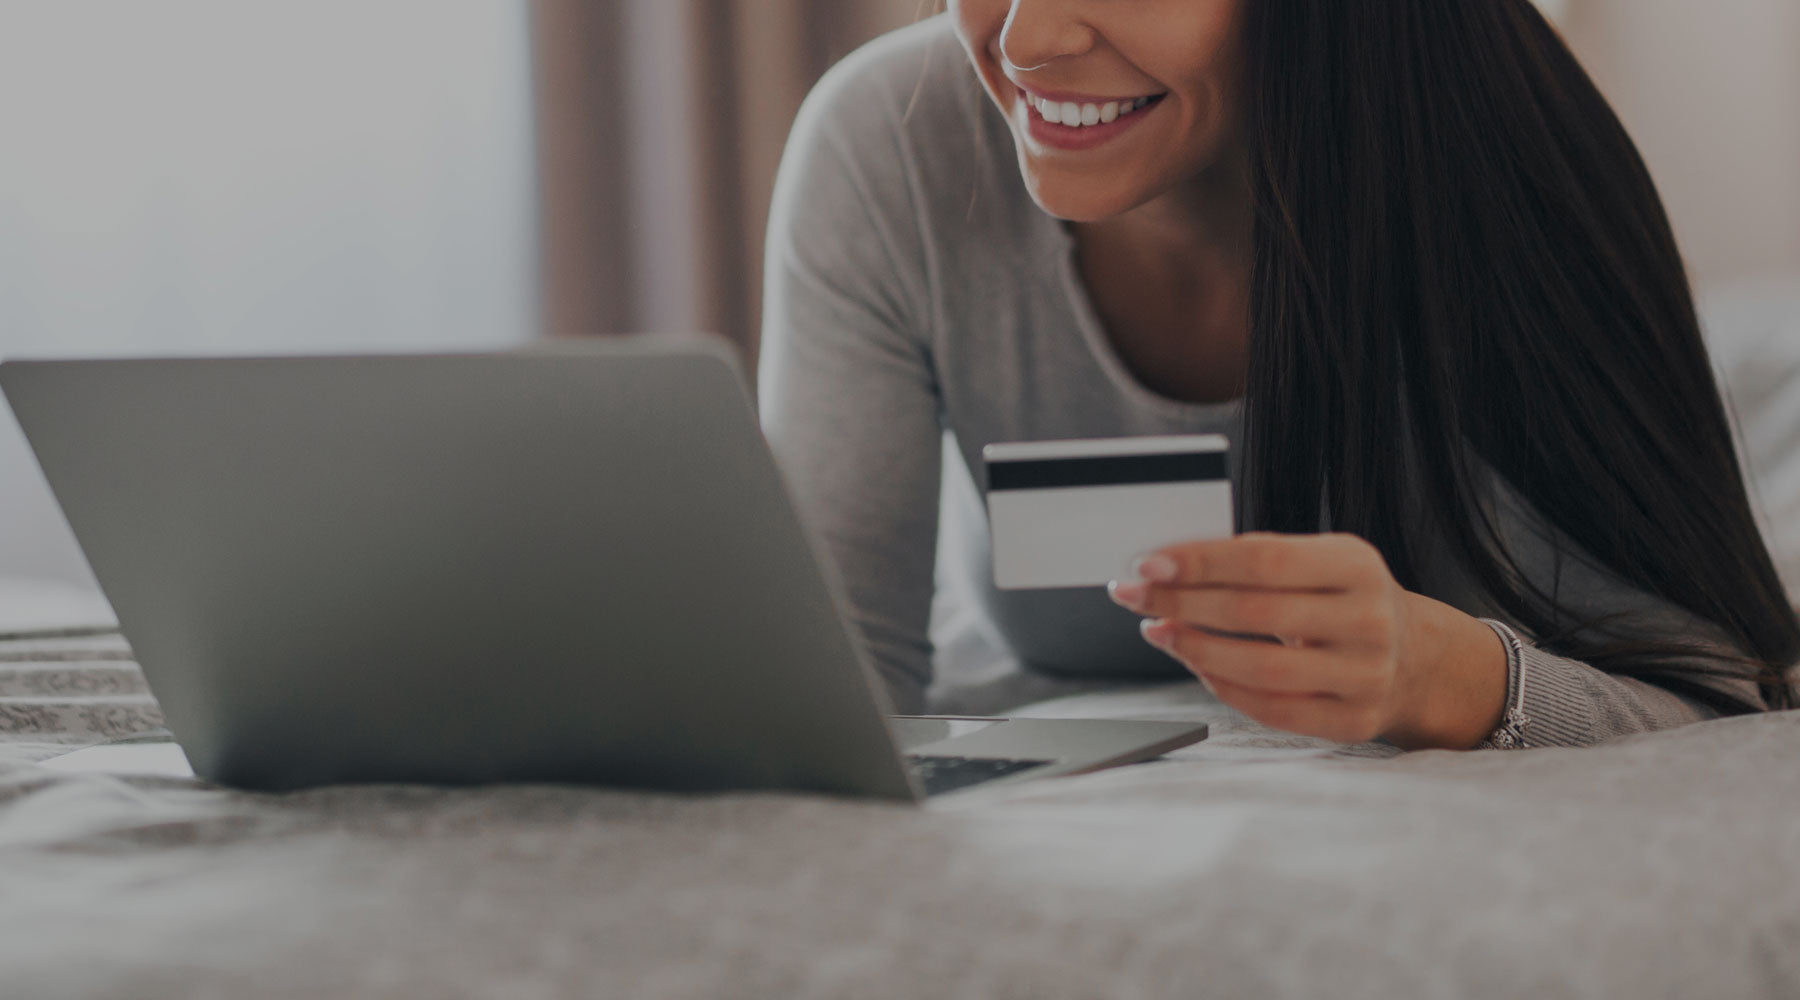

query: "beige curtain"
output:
531 0 929 365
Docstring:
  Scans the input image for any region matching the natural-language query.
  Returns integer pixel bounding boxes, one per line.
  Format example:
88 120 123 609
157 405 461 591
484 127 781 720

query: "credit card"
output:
983 435 1233 590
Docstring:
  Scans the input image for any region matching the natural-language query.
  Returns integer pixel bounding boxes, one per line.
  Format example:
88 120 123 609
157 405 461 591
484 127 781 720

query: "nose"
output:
998 0 1096 73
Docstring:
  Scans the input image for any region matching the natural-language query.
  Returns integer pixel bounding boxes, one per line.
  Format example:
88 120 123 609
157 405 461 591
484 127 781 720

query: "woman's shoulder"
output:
780 15 1026 236
798 15 982 150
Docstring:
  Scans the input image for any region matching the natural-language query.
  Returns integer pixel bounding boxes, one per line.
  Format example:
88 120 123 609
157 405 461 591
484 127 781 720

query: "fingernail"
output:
1139 617 1173 650
1107 580 1147 610
1131 553 1179 582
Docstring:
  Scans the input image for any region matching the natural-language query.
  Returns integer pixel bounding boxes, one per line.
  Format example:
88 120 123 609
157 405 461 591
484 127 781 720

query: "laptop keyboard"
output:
905 755 1053 796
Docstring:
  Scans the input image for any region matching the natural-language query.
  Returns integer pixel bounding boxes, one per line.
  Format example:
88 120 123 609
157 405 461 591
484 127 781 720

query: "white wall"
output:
0 1 539 585
1564 0 1800 286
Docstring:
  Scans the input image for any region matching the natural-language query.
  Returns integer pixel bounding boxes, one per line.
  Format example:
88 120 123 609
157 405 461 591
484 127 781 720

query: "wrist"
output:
1383 594 1510 750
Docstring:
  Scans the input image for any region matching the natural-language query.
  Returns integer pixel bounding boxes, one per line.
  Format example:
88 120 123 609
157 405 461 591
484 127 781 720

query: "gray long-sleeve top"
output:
757 16 1766 743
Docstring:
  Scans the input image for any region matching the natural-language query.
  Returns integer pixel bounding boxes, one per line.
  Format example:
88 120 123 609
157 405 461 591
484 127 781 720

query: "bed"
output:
5 606 1800 999
2 284 1797 998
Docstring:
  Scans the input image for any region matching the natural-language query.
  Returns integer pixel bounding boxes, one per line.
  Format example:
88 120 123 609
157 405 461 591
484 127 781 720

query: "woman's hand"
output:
1106 532 1510 749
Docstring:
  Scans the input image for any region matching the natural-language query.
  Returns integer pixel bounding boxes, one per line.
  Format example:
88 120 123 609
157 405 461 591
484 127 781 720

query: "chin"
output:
1022 174 1141 223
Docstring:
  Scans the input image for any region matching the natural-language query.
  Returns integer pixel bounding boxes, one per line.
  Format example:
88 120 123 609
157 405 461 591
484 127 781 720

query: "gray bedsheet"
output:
4 625 1799 1000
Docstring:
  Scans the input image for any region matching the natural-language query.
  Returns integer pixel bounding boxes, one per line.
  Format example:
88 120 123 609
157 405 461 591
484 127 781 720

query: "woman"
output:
758 0 1799 748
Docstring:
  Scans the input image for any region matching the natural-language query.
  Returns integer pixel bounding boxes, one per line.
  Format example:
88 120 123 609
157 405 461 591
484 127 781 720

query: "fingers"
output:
1140 619 1390 699
1113 533 1408 743
1110 581 1397 651
1134 532 1384 592
1200 672 1389 745
1139 621 1391 742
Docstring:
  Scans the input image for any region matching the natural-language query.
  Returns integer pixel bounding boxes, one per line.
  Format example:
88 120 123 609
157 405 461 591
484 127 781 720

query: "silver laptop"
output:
0 336 1205 799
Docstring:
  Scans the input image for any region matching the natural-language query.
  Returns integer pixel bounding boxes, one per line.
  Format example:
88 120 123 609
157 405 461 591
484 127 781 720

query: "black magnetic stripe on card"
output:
986 451 1229 491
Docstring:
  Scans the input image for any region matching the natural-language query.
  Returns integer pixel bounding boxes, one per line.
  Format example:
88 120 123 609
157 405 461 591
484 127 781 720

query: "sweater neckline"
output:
1041 217 1245 423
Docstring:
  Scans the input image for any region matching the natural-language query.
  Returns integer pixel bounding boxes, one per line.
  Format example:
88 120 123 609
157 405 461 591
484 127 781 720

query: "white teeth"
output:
1030 93 1157 128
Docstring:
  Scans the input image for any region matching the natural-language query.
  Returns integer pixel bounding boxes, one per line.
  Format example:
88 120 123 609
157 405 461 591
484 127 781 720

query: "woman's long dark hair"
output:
1239 0 1799 710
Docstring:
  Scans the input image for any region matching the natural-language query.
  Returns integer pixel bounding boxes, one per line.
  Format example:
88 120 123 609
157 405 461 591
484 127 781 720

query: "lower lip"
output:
1020 95 1161 152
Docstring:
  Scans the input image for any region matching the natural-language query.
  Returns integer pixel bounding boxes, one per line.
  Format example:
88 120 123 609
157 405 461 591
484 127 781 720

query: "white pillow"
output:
1699 279 1800 601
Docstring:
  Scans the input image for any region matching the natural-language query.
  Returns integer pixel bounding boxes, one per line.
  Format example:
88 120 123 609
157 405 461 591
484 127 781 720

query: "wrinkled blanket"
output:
3 625 1799 1000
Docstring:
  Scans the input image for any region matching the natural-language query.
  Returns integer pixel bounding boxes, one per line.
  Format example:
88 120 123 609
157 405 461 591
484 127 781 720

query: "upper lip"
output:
1013 83 1163 105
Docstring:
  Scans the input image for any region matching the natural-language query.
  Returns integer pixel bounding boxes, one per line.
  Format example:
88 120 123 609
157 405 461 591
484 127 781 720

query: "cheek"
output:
949 0 1007 52
950 0 1019 111
1184 11 1246 136
952 0 1014 67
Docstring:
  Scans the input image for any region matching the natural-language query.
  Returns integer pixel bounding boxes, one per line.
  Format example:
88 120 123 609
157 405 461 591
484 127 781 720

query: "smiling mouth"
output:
1021 90 1167 128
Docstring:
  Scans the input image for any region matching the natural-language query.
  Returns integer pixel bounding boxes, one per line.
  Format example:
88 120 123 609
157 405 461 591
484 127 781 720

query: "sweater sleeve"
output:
1473 471 1768 747
757 44 944 714
1506 645 1718 746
